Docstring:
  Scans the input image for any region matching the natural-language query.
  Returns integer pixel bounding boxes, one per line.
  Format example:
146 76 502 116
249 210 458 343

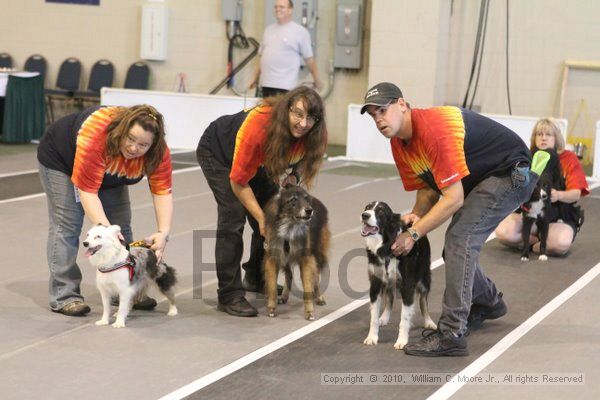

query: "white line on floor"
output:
0 274 219 361
0 166 202 205
159 251 451 400
0 192 45 205
172 160 201 166
340 178 386 192
427 261 600 400
157 298 370 400
0 323 92 361
0 169 39 178
158 222 498 399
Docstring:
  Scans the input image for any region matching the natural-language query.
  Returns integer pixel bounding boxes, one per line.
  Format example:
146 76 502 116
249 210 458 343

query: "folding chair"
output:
124 61 150 89
45 57 81 123
24 54 47 82
0 52 13 68
74 59 114 108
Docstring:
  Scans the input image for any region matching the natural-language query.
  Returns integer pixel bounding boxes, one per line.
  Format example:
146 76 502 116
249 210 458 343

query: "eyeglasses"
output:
289 107 319 126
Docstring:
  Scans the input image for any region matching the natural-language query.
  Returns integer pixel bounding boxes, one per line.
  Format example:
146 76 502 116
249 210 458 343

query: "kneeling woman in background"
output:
495 118 589 255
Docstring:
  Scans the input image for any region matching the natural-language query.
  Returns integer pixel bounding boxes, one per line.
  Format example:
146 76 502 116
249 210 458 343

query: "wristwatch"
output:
406 227 421 242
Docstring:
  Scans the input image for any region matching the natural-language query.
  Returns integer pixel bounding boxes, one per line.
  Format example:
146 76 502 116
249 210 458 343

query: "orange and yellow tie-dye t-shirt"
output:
229 105 306 185
391 106 469 193
71 107 172 195
559 150 589 196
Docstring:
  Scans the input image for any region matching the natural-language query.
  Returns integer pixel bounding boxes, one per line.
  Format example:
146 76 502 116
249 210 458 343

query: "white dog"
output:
83 224 178 328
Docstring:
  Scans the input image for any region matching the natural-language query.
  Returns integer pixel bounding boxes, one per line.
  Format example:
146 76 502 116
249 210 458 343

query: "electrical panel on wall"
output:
221 0 243 22
263 0 318 58
334 0 364 69
140 3 169 61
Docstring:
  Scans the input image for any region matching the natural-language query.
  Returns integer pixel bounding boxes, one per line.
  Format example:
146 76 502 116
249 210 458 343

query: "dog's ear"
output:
108 225 121 235
107 225 124 245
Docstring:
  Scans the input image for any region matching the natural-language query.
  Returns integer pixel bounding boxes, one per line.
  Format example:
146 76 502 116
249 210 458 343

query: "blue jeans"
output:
38 164 133 310
439 166 536 334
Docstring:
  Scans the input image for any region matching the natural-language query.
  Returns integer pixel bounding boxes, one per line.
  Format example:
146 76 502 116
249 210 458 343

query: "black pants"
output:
261 87 288 98
197 150 278 303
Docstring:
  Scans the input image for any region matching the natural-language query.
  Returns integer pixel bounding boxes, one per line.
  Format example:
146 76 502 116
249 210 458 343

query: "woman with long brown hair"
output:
197 86 327 317
38 105 173 317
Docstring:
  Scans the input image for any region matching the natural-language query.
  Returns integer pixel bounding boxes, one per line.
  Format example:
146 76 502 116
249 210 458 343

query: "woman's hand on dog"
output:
259 215 266 237
145 231 169 262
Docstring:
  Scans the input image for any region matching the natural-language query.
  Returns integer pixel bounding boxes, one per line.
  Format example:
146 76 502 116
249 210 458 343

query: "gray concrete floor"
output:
1 149 599 400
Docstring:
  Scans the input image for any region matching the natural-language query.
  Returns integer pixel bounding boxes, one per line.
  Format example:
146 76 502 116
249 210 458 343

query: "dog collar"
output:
98 255 136 282
521 204 531 213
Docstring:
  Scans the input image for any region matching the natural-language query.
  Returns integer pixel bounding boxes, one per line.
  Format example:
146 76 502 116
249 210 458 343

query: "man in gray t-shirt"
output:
249 0 323 97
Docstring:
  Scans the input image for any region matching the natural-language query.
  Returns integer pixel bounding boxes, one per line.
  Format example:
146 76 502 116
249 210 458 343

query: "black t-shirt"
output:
37 106 101 175
196 109 250 167
461 108 531 192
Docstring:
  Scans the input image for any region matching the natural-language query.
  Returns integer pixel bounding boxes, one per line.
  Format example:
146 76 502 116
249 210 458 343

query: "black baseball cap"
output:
360 82 403 114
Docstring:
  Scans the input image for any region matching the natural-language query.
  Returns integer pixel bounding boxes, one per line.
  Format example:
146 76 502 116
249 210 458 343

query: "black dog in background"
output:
520 149 562 261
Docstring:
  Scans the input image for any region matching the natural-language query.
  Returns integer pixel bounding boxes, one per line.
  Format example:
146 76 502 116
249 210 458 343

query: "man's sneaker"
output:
110 295 157 311
53 301 90 317
467 292 507 330
403 329 469 357
217 296 258 317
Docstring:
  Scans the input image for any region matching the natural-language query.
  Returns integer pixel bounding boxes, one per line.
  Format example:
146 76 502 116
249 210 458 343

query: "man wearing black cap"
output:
361 82 536 357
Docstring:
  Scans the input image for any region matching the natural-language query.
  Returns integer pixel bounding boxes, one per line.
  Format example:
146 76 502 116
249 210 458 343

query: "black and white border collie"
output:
360 202 436 349
521 149 561 261
83 224 178 328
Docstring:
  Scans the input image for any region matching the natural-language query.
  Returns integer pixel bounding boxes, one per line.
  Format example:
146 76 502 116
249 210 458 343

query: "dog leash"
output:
129 240 152 249
120 239 152 251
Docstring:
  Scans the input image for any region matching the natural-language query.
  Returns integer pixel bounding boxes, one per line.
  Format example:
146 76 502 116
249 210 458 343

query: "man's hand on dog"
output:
391 231 415 256
392 213 420 256
401 213 421 226
145 231 169 262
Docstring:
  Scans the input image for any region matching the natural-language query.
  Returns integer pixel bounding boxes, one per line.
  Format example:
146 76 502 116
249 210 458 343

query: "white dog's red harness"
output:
98 255 137 282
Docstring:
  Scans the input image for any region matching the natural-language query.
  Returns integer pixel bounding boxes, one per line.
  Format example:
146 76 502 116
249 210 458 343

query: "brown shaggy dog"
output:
263 185 330 320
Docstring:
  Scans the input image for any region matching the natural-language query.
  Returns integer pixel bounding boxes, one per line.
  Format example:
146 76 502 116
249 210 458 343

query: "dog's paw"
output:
316 296 326 306
393 340 407 350
520 256 529 262
95 319 109 326
277 297 288 305
267 308 277 318
112 319 126 328
363 336 378 345
423 320 437 330
305 311 315 321
167 306 178 316
539 254 548 261
378 316 390 327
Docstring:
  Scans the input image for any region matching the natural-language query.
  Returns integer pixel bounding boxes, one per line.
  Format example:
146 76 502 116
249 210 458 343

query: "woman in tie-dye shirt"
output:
496 118 589 255
37 105 173 317
196 86 327 317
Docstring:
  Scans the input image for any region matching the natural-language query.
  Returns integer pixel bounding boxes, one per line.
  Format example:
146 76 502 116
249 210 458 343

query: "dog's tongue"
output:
84 248 94 258
361 224 378 237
